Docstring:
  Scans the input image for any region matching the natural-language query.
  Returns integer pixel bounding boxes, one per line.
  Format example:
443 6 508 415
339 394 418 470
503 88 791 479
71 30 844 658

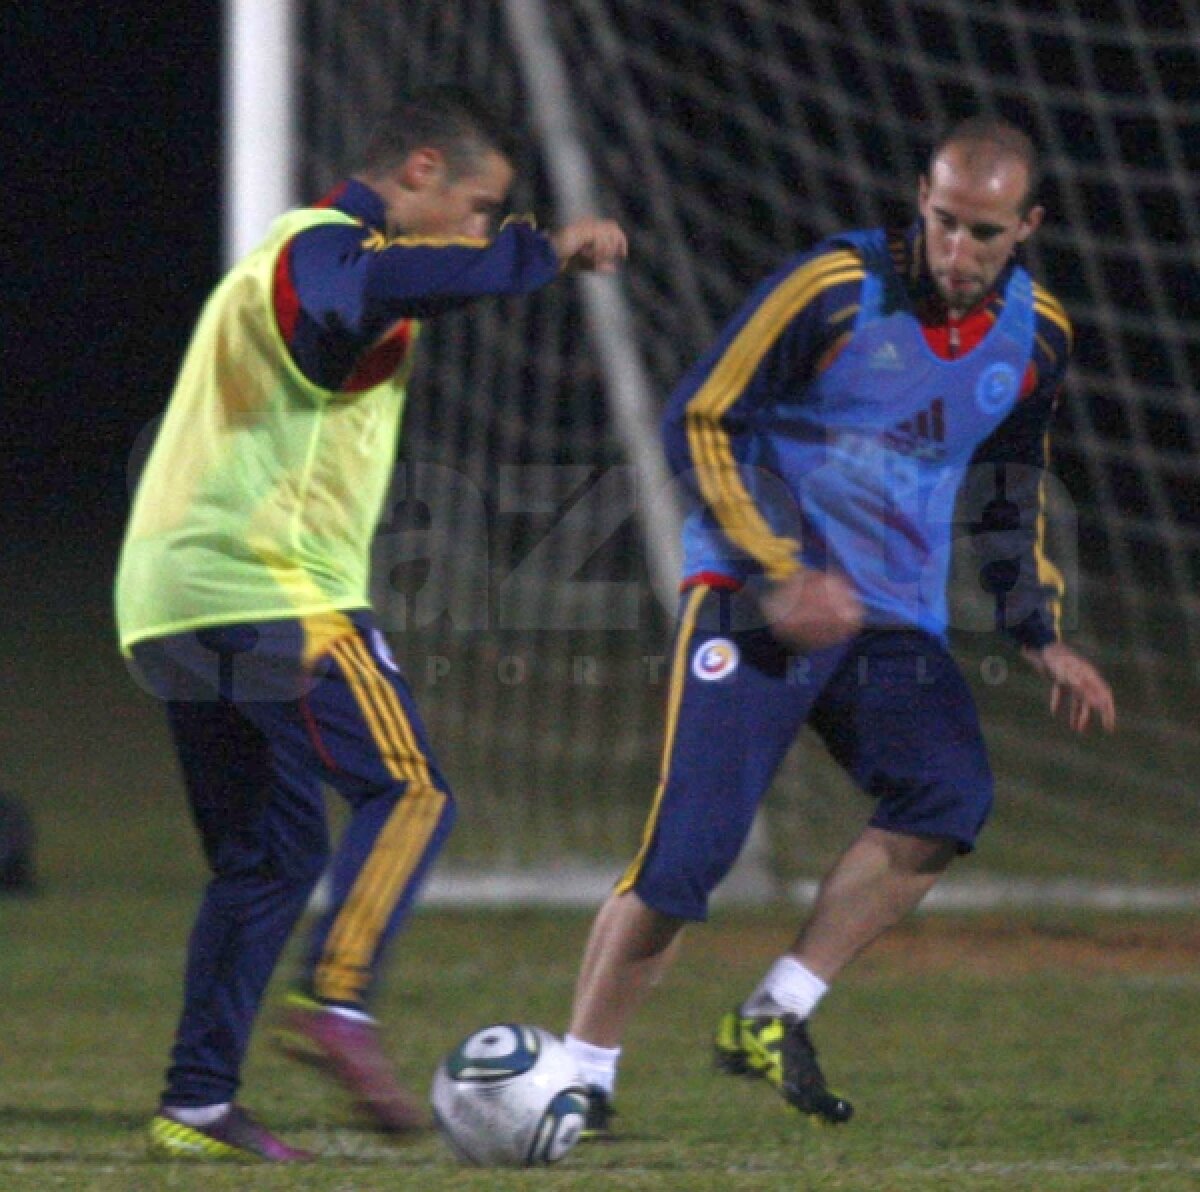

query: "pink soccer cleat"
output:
275 993 430 1134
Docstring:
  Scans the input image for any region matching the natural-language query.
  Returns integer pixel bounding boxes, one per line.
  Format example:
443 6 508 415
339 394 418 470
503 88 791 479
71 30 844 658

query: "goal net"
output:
285 0 1200 894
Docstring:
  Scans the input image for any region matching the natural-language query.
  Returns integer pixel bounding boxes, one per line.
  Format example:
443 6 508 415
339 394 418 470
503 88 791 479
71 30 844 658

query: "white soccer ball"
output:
431 1023 588 1167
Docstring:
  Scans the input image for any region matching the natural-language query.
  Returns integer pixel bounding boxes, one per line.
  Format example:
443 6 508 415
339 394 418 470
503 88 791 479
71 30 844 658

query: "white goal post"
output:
222 0 295 267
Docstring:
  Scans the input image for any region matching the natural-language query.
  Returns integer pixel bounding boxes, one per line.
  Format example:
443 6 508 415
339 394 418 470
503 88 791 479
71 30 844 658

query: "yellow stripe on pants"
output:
314 634 444 1003
315 785 446 1004
616 585 709 895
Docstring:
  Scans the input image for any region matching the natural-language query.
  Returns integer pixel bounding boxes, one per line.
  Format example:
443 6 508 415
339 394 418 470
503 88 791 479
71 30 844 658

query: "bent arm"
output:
965 389 1065 649
291 218 562 334
966 287 1075 651
661 247 864 583
277 218 561 391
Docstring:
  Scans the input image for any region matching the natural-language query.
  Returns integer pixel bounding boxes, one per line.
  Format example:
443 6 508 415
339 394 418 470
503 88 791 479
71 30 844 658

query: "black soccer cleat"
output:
579 1084 617 1141
714 1009 854 1124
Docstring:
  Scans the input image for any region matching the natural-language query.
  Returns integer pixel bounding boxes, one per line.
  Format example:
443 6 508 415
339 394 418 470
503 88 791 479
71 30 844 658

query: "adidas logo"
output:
884 397 946 460
868 340 904 371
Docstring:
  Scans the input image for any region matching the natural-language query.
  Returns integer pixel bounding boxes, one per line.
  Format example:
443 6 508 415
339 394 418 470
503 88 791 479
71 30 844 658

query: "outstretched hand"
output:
761 569 863 652
551 217 628 273
1022 641 1116 734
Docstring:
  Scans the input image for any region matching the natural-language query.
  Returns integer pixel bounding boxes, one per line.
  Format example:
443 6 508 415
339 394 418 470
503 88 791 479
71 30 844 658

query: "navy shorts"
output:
620 585 994 920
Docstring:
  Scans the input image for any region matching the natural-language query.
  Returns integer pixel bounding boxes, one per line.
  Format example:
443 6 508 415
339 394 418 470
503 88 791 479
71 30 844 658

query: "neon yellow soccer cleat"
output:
714 1009 854 1124
148 1105 312 1162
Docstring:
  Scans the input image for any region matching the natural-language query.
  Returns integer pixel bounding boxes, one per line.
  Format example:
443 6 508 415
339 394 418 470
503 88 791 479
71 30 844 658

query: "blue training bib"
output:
682 228 1036 638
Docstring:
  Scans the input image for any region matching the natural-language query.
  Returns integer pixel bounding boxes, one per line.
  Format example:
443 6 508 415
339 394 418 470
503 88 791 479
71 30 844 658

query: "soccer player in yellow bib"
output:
116 85 626 1162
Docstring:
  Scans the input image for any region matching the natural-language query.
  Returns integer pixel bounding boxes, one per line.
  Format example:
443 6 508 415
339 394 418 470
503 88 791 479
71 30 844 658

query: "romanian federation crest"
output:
692 638 740 681
975 361 1019 414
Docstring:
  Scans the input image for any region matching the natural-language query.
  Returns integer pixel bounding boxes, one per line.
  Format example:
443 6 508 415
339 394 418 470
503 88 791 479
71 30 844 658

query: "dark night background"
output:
5 3 1196 764
9 3 1192 616
2 0 1198 928
9 4 223 602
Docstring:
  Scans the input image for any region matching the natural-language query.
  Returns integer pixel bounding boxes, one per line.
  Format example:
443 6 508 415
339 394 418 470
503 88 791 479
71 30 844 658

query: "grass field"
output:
5 882 1200 1190
3 545 1200 1189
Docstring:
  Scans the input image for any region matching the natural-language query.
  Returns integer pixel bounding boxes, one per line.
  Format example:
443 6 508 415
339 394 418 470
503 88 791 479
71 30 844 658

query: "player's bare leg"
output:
566 890 684 1137
715 827 957 1124
569 890 684 1047
789 826 958 980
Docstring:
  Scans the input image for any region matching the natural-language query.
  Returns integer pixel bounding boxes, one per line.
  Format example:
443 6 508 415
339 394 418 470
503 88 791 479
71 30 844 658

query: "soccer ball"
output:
431 1023 588 1166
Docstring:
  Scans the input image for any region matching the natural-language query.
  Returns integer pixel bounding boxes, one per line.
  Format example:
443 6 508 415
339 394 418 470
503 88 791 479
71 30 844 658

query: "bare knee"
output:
600 889 686 960
866 826 959 875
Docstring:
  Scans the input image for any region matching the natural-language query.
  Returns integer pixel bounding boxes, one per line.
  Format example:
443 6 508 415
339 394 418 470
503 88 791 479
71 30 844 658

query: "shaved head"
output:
918 119 1046 314
929 117 1041 214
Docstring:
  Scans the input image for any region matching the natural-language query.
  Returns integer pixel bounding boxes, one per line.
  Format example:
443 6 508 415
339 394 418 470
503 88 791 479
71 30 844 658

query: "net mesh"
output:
293 0 1200 883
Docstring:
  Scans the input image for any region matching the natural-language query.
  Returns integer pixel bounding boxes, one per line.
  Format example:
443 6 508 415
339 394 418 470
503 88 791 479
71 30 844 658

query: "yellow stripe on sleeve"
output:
1033 333 1057 371
361 228 490 251
616 586 708 895
1033 285 1073 345
1033 430 1065 636
685 253 865 580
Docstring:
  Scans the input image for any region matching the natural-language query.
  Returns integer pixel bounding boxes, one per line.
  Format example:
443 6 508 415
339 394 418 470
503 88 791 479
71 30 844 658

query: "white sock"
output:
741 956 828 1020
325 1004 375 1024
563 1034 621 1096
166 1102 231 1127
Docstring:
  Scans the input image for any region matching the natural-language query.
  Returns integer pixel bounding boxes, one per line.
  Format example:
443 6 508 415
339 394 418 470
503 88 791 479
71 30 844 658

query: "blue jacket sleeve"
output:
965 358 1068 650
281 219 560 389
660 246 865 580
292 219 560 330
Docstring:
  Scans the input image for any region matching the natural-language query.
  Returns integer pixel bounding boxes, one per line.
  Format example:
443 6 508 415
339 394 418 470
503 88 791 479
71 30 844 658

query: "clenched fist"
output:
550 217 628 273
761 569 863 651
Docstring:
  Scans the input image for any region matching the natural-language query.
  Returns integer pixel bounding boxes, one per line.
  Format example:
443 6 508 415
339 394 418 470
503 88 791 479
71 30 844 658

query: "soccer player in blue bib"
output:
563 117 1115 1135
116 86 625 1161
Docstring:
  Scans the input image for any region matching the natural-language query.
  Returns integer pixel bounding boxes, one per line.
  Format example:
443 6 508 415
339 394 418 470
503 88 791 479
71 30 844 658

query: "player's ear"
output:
1016 203 1044 241
917 174 931 213
400 147 446 191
